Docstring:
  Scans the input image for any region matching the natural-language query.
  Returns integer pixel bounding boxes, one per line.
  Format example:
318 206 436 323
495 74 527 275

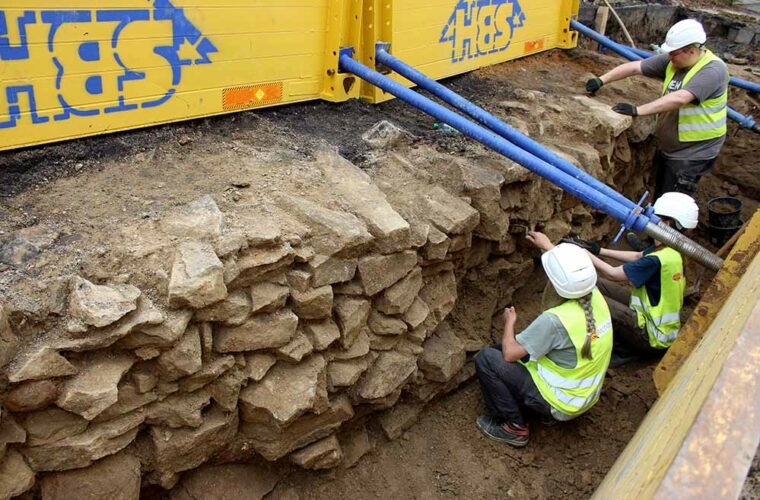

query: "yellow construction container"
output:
0 0 578 151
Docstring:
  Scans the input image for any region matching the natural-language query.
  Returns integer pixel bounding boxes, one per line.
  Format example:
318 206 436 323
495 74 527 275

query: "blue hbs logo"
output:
440 0 526 62
0 0 217 129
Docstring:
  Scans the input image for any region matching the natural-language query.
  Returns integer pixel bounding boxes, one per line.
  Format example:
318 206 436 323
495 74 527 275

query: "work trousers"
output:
596 278 662 358
654 151 717 200
474 345 553 426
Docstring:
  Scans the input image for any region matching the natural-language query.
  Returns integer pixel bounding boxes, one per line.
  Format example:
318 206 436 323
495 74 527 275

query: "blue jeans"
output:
474 346 553 426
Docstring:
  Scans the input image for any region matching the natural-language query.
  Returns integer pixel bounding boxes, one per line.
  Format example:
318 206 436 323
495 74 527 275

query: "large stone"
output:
5 380 59 412
423 226 450 261
378 402 424 440
375 267 423 315
157 325 202 381
276 195 373 256
420 186 480 235
226 244 295 289
460 163 509 241
302 320 340 351
290 285 333 320
236 214 282 247
93 383 158 422
274 332 313 363
170 462 282 500
570 95 633 137
242 353 277 382
0 304 19 369
327 357 370 390
150 405 238 475
178 355 235 392
0 223 59 267
168 241 227 309
116 309 193 350
317 151 411 253
208 367 246 411
40 451 141 500
368 332 401 351
145 390 212 428
333 297 370 348
419 270 457 327
241 395 354 461
290 434 342 470
368 309 408 336
308 256 357 287
357 251 418 296
249 282 289 313
195 290 251 325
0 450 35 499
56 296 165 352
161 195 224 240
355 351 417 401
402 297 430 329
68 277 141 328
24 408 89 446
22 411 144 472
419 324 466 383
214 309 298 353
57 353 135 420
327 328 370 361
240 355 327 427
408 361 476 403
0 413 26 452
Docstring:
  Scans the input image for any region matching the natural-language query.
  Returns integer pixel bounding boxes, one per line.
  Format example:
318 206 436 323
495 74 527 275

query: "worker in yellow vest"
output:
585 19 729 200
576 193 698 360
474 240 613 447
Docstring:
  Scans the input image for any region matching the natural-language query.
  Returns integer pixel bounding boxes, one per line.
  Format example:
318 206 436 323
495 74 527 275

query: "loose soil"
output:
2 44 759 498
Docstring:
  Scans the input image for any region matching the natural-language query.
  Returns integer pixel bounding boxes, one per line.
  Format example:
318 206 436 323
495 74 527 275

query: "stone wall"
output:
0 97 654 498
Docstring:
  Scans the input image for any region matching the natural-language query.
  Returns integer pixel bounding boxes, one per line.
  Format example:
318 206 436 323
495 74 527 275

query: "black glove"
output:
585 77 604 95
612 102 638 116
560 237 601 256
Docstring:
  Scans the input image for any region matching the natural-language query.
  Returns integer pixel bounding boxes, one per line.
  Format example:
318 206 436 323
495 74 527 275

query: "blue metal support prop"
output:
570 20 760 133
338 48 724 270
374 43 654 222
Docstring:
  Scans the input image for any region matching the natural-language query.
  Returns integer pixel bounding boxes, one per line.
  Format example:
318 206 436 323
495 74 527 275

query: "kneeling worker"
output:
474 237 612 447
581 192 698 356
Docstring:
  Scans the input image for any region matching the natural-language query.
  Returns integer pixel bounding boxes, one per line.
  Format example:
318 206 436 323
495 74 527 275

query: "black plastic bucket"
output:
707 222 743 247
707 196 742 228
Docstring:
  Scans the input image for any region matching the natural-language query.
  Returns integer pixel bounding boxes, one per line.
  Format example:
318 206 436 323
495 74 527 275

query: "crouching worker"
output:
579 192 698 358
474 237 613 447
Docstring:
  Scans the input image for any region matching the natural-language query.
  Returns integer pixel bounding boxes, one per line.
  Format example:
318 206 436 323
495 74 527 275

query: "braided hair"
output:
578 293 597 360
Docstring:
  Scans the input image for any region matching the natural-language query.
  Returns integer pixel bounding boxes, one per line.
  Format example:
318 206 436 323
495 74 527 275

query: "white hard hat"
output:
660 19 707 53
653 192 699 229
541 243 597 299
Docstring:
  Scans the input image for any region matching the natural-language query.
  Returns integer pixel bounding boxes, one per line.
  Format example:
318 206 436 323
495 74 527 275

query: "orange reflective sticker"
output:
223 83 283 111
673 272 682 281
524 38 545 52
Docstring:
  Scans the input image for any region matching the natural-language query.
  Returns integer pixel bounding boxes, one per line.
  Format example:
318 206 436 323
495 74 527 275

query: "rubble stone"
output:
170 462 282 500
178 355 236 392
368 309 408 336
327 357 370 390
290 285 333 319
327 329 370 361
570 95 633 137
275 332 314 363
57 353 135 420
240 355 327 426
402 297 430 329
357 251 417 296
227 244 294 289
375 267 423 315
423 226 450 261
40 451 141 500
285 270 311 292
215 309 298 353
338 425 372 469
361 120 411 149
23 408 88 447
419 324 466 383
309 256 357 287
378 402 424 440
420 186 480 235
0 413 26 450
368 332 401 351
117 309 193 350
131 368 158 393
0 450 35 499
250 282 289 313
419 270 457 327
22 411 144 472
93 383 158 422
208 367 246 411
355 351 417 401
161 195 224 240
333 297 370 348
0 304 18 369
243 353 277 382
168 241 227 309
290 434 342 470
302 320 340 351
68 277 141 328
5 380 59 413
157 325 202 381
146 390 212 428
195 290 251 325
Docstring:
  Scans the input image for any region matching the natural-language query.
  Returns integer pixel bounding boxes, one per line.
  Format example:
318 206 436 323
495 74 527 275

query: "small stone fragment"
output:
68 277 141 328
290 434 343 470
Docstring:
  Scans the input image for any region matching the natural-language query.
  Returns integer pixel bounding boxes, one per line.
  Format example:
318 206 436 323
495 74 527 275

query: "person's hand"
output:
526 231 553 252
612 102 638 116
503 306 517 327
559 237 601 256
586 77 604 95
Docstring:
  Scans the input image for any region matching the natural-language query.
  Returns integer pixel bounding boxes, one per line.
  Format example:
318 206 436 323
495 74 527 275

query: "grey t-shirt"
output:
640 53 728 160
516 311 577 421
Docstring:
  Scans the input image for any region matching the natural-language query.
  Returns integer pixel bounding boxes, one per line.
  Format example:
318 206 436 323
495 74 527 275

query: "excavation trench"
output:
0 39 759 500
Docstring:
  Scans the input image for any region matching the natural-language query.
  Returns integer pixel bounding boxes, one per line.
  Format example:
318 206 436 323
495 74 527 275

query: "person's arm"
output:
526 231 554 252
501 306 528 362
636 89 695 116
588 252 630 283
599 60 643 85
599 247 643 263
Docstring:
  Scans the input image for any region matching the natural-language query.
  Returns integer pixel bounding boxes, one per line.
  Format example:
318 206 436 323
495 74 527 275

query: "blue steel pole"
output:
374 45 651 220
338 49 650 233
